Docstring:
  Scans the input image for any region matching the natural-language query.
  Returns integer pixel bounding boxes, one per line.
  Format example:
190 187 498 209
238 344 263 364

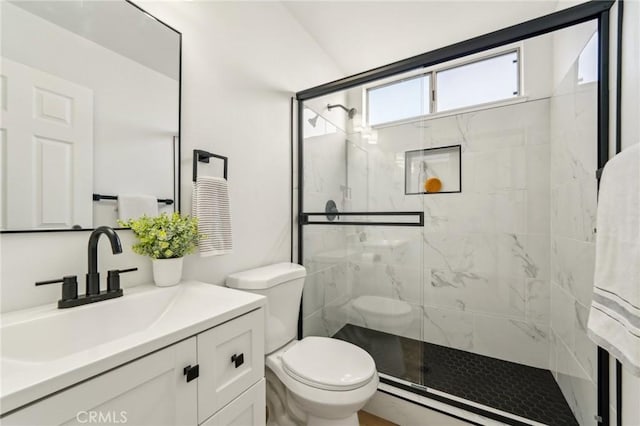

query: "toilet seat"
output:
281 337 376 391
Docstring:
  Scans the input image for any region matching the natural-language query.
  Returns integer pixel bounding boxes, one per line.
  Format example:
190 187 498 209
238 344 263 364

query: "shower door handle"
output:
299 211 424 227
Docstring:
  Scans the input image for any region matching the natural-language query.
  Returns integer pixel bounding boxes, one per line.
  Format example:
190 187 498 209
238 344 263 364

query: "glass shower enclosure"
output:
296 15 607 426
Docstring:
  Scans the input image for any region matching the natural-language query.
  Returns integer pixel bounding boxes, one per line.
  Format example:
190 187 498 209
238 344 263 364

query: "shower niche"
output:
404 145 461 195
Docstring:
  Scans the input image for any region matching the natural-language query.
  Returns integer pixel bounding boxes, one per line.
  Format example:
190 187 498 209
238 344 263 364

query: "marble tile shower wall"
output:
548 62 598 425
302 127 351 338
349 99 553 370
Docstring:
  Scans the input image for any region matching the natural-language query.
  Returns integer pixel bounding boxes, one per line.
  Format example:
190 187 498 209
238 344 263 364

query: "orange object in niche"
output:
424 177 442 193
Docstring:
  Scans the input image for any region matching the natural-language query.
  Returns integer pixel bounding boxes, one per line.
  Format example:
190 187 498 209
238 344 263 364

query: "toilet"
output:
226 263 379 426
352 295 413 335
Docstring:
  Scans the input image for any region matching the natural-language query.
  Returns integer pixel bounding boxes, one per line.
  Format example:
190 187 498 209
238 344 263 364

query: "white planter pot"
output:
152 257 184 287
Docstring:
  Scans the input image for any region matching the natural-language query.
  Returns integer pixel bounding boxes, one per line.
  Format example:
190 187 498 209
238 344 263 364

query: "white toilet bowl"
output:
266 337 379 426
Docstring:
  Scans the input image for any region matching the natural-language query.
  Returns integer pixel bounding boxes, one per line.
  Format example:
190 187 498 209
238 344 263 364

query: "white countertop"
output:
0 281 265 415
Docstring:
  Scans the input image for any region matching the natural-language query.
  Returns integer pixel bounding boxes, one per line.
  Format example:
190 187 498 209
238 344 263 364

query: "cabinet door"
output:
201 379 265 426
3 338 198 426
198 308 265 423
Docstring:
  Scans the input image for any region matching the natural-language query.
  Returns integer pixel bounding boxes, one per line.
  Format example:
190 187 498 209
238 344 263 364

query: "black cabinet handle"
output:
183 364 199 382
231 353 244 368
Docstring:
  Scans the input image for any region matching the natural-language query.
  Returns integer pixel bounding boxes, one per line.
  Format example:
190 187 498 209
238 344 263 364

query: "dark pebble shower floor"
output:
334 324 578 426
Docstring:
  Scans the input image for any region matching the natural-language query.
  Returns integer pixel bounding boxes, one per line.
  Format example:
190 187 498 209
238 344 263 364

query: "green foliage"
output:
118 213 202 259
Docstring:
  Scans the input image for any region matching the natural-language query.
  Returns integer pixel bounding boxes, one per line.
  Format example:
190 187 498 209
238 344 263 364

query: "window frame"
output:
365 72 433 126
365 47 522 127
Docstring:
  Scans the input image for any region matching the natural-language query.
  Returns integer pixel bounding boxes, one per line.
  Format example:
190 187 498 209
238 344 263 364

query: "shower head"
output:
327 103 357 119
308 114 320 127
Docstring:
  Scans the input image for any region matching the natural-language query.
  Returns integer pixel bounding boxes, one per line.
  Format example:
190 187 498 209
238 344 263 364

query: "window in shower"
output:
366 49 520 126
578 31 598 84
367 74 431 126
435 50 519 111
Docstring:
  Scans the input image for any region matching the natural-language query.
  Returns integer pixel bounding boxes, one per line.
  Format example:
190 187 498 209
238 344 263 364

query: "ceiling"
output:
282 1 562 77
10 0 569 84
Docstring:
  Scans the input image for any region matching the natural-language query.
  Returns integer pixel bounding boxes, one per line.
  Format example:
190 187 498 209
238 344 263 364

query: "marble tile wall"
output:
549 59 599 425
365 99 553 369
302 126 347 213
301 110 351 338
302 98 554 370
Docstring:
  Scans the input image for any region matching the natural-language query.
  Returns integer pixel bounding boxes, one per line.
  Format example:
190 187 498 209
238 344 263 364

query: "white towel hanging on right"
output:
587 143 640 376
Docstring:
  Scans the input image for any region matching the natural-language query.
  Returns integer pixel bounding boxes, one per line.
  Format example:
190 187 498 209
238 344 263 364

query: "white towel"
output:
587 144 640 376
117 194 158 221
192 176 232 256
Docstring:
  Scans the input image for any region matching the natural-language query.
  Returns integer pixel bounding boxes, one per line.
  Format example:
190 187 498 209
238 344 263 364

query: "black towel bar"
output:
92 194 174 205
193 149 228 182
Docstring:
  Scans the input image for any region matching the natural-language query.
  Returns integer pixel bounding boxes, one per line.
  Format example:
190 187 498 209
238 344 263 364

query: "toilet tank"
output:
226 263 306 354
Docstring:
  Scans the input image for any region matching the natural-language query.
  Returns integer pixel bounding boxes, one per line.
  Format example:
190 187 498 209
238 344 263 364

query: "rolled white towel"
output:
192 176 232 256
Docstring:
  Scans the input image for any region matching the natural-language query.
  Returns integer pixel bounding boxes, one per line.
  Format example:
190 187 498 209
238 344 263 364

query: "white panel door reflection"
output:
0 58 93 229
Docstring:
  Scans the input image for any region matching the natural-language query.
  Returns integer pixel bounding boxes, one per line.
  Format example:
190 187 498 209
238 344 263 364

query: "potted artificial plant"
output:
119 212 202 287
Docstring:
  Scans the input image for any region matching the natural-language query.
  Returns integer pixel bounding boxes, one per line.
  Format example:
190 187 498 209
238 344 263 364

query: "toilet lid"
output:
281 337 376 391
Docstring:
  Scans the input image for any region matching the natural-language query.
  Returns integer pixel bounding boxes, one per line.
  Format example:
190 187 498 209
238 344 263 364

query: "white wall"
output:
0 0 343 312
140 0 343 284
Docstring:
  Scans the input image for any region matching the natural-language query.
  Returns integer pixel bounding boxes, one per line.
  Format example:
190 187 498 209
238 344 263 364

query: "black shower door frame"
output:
294 1 617 424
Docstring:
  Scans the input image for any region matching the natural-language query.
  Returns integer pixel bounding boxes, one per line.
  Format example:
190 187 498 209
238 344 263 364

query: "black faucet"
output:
86 226 123 295
35 226 138 308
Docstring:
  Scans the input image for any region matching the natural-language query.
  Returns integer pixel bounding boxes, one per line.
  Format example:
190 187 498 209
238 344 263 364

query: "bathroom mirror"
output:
0 0 181 232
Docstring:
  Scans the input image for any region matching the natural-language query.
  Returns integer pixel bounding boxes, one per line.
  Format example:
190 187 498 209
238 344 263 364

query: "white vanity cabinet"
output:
1 307 265 426
197 308 265 423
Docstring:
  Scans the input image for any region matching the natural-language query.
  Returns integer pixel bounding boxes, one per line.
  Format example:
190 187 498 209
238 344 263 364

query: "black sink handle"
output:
107 267 138 292
35 276 78 302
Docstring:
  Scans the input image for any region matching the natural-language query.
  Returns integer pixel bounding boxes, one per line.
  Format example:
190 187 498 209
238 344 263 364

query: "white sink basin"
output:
0 281 265 415
2 287 177 363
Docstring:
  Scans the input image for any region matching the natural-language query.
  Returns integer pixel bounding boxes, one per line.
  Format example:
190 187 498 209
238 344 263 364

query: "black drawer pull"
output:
183 364 199 382
231 353 244 368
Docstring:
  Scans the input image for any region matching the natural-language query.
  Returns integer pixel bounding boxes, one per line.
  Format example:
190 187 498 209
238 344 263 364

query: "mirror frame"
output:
1 0 182 234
